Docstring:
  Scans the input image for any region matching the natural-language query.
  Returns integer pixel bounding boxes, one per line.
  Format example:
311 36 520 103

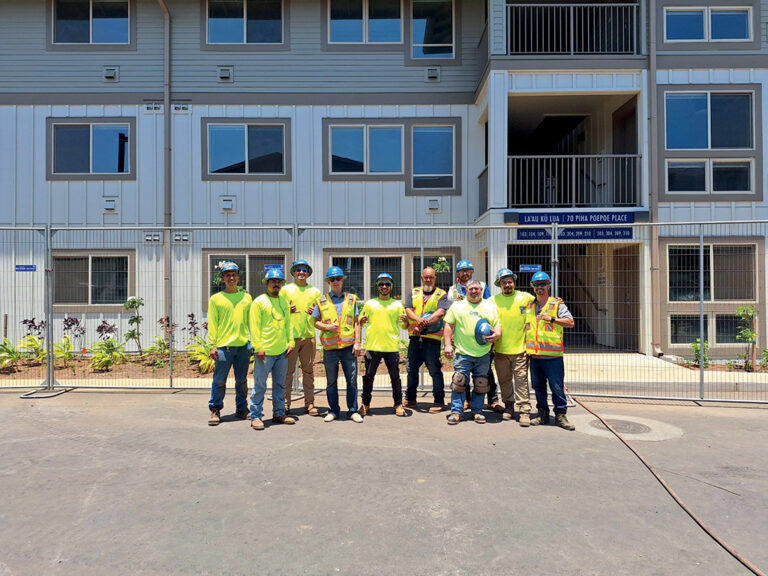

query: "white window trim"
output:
207 122 288 176
328 124 405 176
328 0 404 45
206 0 285 45
52 0 131 45
713 313 747 347
51 122 131 176
667 314 709 346
665 158 753 195
664 90 755 152
411 123 456 190
411 0 455 59
663 6 752 43
667 243 758 304
53 252 131 306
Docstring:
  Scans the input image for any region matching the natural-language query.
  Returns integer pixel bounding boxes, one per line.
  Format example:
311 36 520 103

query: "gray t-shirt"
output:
534 299 573 320
404 289 449 311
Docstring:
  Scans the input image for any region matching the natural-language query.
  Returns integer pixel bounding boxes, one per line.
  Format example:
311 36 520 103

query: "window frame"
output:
52 250 135 313
666 242 757 304
664 158 754 195
46 117 137 181
47 0 136 51
201 0 290 51
322 117 461 196
326 0 404 46
201 118 292 181
663 7 706 42
327 124 405 177
658 1 759 51
327 253 406 300
657 84 762 202
202 249 291 311
407 0 456 62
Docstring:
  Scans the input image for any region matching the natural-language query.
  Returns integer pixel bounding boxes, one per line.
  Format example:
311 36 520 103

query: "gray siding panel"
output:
0 0 164 93
490 0 506 55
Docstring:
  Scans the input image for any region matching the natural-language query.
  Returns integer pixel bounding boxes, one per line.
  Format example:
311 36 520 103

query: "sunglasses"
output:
378 283 392 287
533 282 550 287
294 268 309 274
329 277 343 282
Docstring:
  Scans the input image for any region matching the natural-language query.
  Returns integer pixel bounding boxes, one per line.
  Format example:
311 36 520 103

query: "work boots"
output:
555 413 575 431
530 409 549 426
208 409 221 426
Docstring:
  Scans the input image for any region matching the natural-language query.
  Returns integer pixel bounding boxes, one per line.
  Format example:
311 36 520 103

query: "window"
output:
670 314 708 344
664 7 751 42
54 0 129 44
412 125 454 189
412 0 454 59
47 118 135 180
665 92 752 150
668 244 755 302
207 0 284 44
330 255 403 299
202 119 291 181
329 0 402 43
411 254 454 291
666 159 753 194
322 118 460 194
207 253 288 301
53 255 129 305
329 125 403 174
715 314 740 344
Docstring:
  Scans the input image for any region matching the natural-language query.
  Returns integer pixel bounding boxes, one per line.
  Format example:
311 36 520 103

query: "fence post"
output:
44 225 54 391
168 229 174 389
698 224 705 400
551 221 559 292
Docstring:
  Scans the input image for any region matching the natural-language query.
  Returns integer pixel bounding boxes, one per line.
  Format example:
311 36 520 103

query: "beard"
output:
423 285 435 294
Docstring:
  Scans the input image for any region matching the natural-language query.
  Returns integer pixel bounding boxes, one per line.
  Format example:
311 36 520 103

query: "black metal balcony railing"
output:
508 154 641 207
507 3 639 55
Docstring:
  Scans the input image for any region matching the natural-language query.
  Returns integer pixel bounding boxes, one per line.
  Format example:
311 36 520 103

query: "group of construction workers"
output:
206 257 575 431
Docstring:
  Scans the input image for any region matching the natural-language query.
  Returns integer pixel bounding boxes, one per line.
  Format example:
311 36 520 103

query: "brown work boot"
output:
530 409 549 426
555 413 575 431
490 402 505 414
519 412 531 427
502 406 514 421
403 399 417 409
305 404 319 416
428 403 445 414
251 418 265 430
272 415 297 425
395 405 406 417
208 409 221 426
360 405 370 417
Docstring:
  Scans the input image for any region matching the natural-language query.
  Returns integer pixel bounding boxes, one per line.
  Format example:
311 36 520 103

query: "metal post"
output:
168 230 174 388
419 229 424 391
698 225 705 399
44 225 54 391
551 221 559 292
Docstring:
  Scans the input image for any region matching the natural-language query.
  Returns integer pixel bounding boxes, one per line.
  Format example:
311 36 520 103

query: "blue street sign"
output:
518 228 633 241
264 264 284 272
517 211 636 225
15 265 36 272
519 264 542 273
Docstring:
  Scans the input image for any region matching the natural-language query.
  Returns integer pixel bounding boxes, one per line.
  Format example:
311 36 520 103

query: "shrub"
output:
18 335 46 365
186 336 215 374
90 339 126 372
124 296 145 354
0 338 22 371
53 335 75 368
690 338 710 368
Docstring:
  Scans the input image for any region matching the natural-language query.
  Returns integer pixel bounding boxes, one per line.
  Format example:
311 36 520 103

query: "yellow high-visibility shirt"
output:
493 291 535 355
207 290 252 348
361 297 405 353
281 283 321 339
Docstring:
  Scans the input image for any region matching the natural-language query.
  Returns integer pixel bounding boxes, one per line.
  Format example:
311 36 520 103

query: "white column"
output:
487 70 508 210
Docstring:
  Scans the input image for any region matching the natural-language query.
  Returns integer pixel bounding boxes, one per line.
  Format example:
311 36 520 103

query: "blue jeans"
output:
450 353 490 415
208 344 251 412
250 351 288 420
405 337 445 404
530 355 567 414
323 346 359 417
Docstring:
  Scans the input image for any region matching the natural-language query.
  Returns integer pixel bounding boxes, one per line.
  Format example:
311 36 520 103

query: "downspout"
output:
157 0 172 321
648 0 662 356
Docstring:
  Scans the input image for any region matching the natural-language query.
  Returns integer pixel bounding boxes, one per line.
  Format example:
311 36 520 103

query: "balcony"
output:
508 154 641 207
507 3 640 56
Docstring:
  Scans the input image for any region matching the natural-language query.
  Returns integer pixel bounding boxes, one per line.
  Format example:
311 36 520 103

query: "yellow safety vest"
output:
316 293 357 350
407 286 446 341
524 297 564 357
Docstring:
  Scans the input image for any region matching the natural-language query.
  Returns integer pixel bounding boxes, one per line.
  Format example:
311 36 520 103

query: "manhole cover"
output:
590 419 652 434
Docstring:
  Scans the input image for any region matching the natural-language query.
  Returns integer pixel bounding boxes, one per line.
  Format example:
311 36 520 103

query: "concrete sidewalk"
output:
0 389 766 575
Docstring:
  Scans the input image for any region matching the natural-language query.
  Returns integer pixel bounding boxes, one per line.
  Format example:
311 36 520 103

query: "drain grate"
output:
590 419 652 435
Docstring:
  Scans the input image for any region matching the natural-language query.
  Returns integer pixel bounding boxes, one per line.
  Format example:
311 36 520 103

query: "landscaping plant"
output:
186 336 215 374
18 334 46 365
0 338 22 371
89 339 126 372
123 296 145 354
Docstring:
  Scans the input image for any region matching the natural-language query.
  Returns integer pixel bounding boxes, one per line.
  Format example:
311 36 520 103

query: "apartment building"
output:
0 0 765 357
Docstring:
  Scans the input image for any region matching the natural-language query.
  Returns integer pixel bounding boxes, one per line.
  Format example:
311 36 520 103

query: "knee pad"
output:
451 372 467 393
474 376 490 394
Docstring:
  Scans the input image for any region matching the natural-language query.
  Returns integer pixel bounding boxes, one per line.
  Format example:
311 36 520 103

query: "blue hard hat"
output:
474 318 494 345
326 266 346 280
376 272 393 285
456 259 474 271
219 261 239 272
290 259 313 277
262 267 285 284
494 267 517 286
420 312 443 335
531 271 552 285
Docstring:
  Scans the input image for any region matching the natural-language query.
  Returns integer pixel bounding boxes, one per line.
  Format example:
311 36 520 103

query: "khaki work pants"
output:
285 337 316 408
494 352 531 414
